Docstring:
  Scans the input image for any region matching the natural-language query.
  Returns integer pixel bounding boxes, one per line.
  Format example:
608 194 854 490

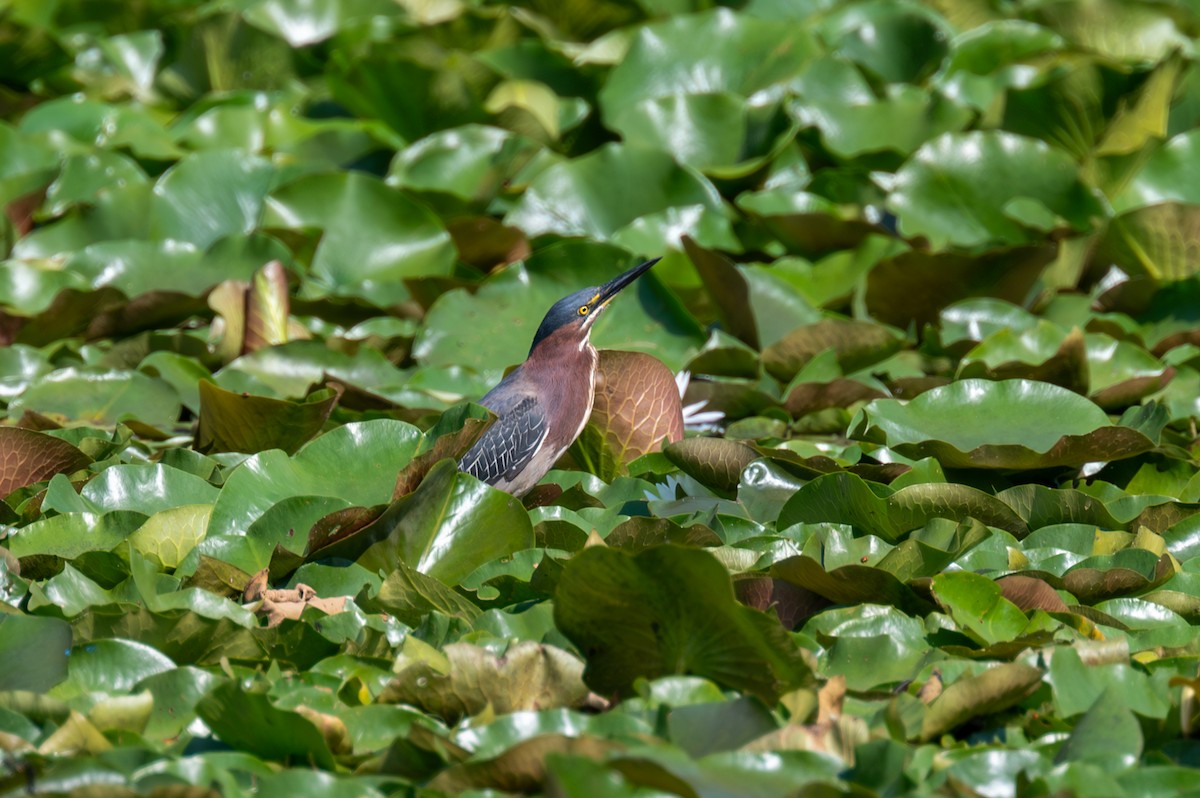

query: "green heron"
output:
459 257 661 495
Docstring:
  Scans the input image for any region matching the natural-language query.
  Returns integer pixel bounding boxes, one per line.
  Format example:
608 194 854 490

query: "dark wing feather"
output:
459 395 548 486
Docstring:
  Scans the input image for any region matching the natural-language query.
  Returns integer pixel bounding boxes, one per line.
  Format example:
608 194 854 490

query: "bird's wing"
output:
459 395 548 487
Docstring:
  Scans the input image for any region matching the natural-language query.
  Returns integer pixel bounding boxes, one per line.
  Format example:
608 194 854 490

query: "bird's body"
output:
459 258 659 495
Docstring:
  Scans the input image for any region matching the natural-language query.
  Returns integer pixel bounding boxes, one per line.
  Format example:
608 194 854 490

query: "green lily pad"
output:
206 420 422 537
778 472 1029 540
504 144 737 252
598 8 818 122
351 459 535 586
850 379 1159 469
10 368 182 429
887 131 1105 250
263 171 455 307
554 545 813 703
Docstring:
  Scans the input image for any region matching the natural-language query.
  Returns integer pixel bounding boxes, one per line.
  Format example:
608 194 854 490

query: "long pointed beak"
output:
597 257 661 304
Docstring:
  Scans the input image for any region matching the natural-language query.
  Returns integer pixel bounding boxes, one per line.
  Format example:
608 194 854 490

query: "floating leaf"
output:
771 555 932 616
350 460 534 586
778 472 1029 540
196 681 336 769
555 545 813 703
663 437 758 496
761 319 904 382
1055 689 1143 771
195 380 341 455
0 615 71 692
598 9 819 121
263 172 455 307
887 131 1105 250
850 380 1158 469
504 144 737 252
931 572 1031 646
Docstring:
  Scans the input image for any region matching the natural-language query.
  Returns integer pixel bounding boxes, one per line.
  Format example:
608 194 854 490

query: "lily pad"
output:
554 545 813 702
850 379 1159 469
887 131 1105 250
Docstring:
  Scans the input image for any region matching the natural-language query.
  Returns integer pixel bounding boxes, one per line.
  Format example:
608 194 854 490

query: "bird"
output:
459 257 661 495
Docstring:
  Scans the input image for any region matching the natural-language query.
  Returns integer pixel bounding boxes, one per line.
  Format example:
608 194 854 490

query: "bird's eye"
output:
578 306 589 316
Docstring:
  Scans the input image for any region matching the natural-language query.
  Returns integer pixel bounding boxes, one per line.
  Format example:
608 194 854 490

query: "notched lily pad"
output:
850 379 1159 469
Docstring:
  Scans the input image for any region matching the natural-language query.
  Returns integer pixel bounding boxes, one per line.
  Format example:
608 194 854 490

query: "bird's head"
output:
528 257 660 353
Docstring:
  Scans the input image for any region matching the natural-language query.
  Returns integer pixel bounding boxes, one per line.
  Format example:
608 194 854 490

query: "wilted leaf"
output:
244 259 292 353
920 662 1043 740
379 641 588 723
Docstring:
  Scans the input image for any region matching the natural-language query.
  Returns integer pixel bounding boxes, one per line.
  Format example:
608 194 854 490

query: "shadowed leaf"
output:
195 681 336 768
394 403 494 499
369 559 481 626
555 545 814 703
195 380 341 455
683 237 759 348
771 555 933 616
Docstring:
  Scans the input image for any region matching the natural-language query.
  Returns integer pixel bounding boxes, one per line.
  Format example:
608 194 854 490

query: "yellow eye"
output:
578 306 589 316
